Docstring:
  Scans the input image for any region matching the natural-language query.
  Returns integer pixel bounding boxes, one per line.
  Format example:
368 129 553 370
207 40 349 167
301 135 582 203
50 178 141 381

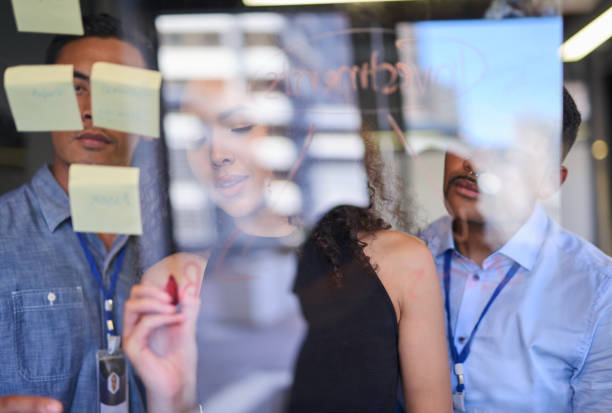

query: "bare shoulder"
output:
363 229 440 319
363 229 433 269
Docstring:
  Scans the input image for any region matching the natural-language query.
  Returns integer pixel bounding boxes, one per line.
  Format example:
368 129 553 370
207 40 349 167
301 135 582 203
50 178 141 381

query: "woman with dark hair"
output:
287 134 452 412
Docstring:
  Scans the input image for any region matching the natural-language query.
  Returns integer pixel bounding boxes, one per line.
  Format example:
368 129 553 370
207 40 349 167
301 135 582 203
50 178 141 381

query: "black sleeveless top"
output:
288 215 400 412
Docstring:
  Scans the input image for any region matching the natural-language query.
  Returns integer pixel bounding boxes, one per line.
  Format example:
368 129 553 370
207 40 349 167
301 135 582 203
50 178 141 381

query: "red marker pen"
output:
164 274 179 306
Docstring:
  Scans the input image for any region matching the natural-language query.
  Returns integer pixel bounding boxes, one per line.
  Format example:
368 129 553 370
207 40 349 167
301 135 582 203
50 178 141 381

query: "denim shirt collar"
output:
31 165 71 233
30 165 132 259
428 204 549 271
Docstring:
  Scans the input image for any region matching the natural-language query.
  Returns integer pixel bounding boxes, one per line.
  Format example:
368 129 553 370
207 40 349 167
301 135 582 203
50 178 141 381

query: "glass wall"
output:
152 5 564 410
1 0 611 412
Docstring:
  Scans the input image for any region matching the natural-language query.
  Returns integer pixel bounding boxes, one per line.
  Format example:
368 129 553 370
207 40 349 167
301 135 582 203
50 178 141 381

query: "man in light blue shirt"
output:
421 88 612 412
0 14 159 413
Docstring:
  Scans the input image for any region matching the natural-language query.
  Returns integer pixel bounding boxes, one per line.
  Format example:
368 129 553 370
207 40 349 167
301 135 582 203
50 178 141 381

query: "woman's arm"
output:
397 241 452 413
366 231 452 413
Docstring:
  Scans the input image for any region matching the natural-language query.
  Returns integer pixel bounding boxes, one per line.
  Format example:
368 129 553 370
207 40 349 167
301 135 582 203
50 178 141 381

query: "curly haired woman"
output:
287 133 452 413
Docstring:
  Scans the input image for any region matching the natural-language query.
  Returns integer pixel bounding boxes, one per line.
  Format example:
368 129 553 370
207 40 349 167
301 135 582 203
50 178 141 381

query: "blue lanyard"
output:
443 250 520 394
75 232 127 337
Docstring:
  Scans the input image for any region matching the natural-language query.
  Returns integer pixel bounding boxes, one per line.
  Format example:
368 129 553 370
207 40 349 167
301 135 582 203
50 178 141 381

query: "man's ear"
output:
560 165 568 186
537 165 564 199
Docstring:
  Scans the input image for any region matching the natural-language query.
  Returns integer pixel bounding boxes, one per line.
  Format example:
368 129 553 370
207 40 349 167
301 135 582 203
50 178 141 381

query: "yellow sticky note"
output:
11 0 84 35
69 164 142 235
91 62 162 138
4 65 82 132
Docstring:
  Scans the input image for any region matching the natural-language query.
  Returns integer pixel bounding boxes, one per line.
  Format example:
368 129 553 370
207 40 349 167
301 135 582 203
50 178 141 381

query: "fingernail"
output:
45 401 62 413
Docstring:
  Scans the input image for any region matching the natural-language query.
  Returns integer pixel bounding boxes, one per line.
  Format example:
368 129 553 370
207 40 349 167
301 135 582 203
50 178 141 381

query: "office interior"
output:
1 1 611 412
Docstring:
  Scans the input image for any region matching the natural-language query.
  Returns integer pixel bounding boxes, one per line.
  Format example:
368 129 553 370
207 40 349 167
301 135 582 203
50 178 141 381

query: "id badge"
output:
453 391 465 412
96 350 129 413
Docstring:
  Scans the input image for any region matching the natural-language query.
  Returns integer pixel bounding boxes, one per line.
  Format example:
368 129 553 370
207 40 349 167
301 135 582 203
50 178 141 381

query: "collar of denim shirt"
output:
429 203 550 272
31 165 72 233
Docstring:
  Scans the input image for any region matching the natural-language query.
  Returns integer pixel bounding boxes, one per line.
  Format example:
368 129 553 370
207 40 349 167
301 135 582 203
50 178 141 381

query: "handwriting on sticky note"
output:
4 65 82 132
11 0 83 35
91 62 162 138
69 164 142 235
90 193 131 207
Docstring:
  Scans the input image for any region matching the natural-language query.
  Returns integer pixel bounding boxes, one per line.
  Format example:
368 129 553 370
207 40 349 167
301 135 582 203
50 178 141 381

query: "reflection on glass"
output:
152 7 570 413
182 80 297 238
397 17 562 230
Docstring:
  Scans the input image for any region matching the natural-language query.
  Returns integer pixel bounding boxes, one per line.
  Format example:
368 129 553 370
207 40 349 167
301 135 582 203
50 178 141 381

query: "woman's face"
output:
183 81 273 218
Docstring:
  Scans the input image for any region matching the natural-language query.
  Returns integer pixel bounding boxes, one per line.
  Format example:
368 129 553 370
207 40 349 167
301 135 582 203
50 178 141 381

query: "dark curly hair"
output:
44 13 154 68
311 204 389 287
310 126 413 287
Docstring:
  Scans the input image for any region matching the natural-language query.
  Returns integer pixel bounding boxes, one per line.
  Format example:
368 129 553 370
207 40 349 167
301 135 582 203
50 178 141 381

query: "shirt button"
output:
473 274 480 281
458 337 466 344
47 292 56 304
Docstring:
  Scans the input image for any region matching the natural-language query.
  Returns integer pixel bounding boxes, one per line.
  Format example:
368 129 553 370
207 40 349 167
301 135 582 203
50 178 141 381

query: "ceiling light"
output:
560 6 612 62
243 0 409 6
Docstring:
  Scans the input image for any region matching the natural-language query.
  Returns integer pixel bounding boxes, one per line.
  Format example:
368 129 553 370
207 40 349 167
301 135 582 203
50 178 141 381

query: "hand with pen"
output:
122 253 205 413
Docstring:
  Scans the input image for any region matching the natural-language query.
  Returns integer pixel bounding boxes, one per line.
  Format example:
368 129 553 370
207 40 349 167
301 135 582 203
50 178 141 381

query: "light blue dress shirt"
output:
0 166 148 412
421 204 612 413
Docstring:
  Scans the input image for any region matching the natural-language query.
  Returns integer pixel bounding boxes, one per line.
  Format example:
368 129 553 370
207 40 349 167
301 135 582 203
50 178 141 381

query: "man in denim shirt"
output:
420 89 612 412
0 14 155 413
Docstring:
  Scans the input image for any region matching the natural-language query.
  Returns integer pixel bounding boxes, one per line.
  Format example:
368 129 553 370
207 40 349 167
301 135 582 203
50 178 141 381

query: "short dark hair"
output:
562 86 581 161
44 13 154 68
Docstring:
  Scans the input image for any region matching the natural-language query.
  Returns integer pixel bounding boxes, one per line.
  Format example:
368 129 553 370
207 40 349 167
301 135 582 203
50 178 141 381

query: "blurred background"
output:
1 0 611 412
